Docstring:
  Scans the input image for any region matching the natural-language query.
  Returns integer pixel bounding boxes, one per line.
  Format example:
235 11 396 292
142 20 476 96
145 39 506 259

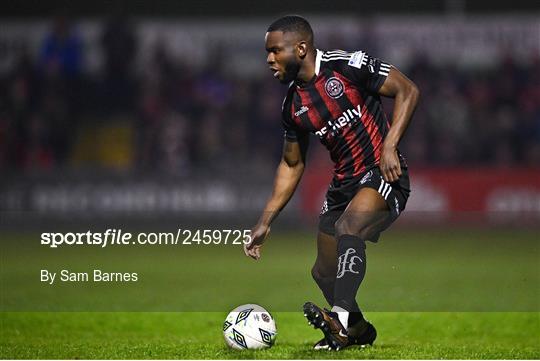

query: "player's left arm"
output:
377 67 420 183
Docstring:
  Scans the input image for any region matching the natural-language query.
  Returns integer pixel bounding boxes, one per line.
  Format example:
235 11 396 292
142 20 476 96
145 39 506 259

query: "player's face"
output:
265 31 301 84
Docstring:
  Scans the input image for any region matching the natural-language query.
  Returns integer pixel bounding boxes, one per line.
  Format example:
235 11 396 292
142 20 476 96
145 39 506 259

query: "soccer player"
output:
244 15 419 350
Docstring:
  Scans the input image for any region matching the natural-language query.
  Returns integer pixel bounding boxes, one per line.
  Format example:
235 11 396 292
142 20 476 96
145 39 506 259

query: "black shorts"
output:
318 167 411 237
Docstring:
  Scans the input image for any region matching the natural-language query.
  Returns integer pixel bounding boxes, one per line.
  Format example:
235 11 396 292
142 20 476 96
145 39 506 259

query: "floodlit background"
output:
1 2 539 225
0 1 539 313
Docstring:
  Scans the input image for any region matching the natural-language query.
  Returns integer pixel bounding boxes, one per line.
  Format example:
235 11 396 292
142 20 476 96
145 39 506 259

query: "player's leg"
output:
305 188 388 350
306 169 410 350
333 187 389 310
309 198 381 350
312 212 366 350
311 231 337 306
330 187 390 348
309 231 338 350
331 187 390 325
311 230 365 318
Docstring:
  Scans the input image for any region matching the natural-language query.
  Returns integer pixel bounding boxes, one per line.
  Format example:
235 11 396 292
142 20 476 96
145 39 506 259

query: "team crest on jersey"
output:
325 77 344 99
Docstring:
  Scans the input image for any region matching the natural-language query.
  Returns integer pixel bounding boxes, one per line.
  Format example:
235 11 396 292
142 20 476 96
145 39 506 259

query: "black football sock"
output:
347 312 368 337
350 299 361 312
348 300 368 330
333 234 367 316
347 300 368 334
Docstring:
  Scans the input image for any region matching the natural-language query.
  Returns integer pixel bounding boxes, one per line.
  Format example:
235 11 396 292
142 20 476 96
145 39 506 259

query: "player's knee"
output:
335 214 377 240
357 226 378 241
334 215 355 237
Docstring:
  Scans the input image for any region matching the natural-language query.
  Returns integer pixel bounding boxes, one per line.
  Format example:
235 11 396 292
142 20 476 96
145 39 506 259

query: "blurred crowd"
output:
1 18 539 175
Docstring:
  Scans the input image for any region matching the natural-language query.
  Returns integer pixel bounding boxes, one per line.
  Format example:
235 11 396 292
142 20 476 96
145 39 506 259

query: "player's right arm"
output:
244 134 309 260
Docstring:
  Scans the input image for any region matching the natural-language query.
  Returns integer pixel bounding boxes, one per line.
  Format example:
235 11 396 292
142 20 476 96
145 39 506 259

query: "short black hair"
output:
267 15 313 42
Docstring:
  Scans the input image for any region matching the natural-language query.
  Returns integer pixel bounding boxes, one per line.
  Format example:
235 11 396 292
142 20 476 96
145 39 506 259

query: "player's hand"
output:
380 145 401 183
243 224 270 261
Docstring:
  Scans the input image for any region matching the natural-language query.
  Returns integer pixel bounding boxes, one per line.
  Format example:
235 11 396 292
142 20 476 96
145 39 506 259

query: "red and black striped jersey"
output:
282 49 404 181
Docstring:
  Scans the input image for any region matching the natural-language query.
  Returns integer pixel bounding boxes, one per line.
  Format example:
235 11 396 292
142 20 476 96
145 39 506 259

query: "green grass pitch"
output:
1 312 538 359
1 228 539 359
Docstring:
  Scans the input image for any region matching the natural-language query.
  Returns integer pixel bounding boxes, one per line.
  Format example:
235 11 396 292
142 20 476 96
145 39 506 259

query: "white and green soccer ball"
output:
223 304 277 350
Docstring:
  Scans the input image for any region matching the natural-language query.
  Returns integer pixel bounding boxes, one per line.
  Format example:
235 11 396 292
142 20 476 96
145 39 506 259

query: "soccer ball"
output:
223 304 277 349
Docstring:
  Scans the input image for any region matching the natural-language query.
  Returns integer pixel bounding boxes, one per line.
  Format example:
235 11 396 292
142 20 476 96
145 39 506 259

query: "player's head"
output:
265 15 314 84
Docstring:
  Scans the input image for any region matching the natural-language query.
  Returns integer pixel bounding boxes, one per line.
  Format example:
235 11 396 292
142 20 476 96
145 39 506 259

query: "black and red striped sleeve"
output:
336 50 391 93
281 86 306 142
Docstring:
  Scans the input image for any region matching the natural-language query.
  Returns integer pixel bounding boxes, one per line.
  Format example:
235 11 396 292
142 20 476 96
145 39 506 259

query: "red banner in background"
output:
300 167 540 218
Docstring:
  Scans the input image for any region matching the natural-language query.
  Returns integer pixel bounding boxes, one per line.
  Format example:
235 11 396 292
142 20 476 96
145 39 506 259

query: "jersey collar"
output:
315 49 322 76
295 49 322 89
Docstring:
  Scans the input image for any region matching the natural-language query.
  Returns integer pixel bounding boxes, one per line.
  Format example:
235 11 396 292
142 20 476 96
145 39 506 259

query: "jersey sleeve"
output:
339 50 391 93
280 86 307 142
281 114 298 142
